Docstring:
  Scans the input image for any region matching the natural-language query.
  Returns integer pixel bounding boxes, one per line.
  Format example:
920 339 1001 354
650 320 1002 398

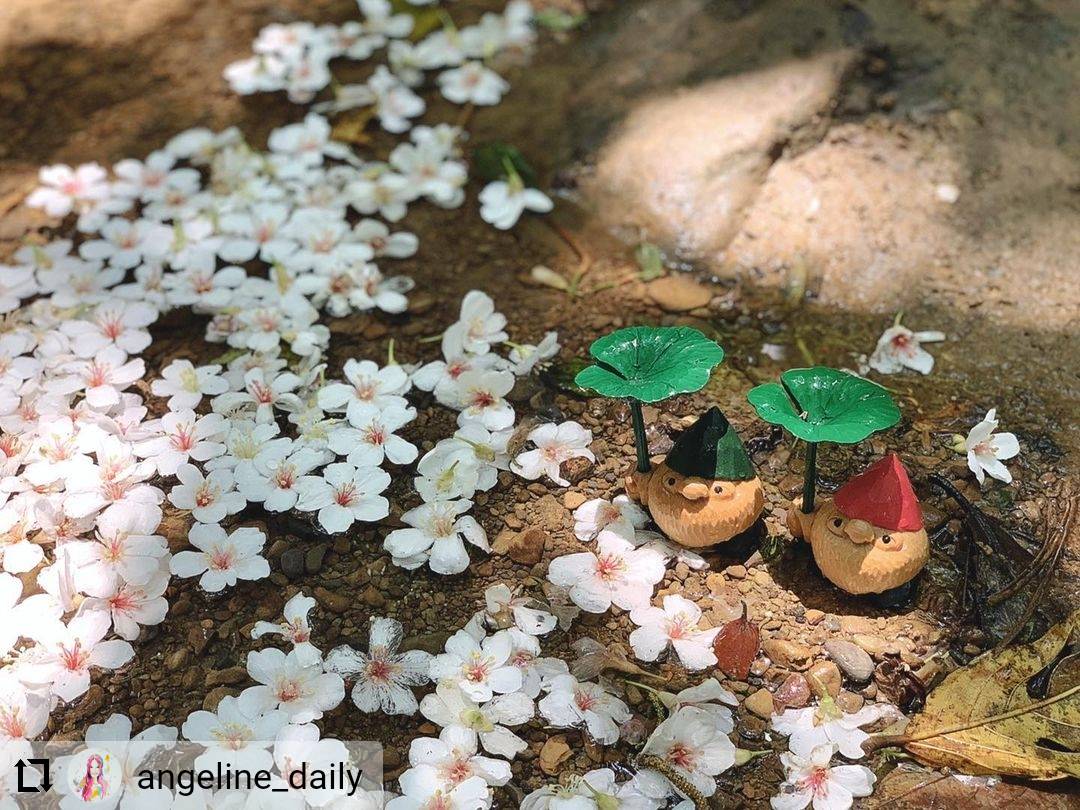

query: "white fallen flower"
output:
324 616 432 716
420 681 534 760
294 461 391 533
384 499 489 575
639 706 735 799
770 743 875 810
168 463 246 524
169 524 270 592
521 769 664 810
538 673 631 746
957 407 1020 485
511 421 594 486
868 323 945 375
481 583 556 636
181 689 289 773
573 495 648 543
629 595 720 671
438 61 510 106
407 725 512 789
429 628 523 703
547 533 665 613
771 700 893 760
251 591 321 665
389 767 490 810
245 647 345 723
442 290 508 355
479 178 553 230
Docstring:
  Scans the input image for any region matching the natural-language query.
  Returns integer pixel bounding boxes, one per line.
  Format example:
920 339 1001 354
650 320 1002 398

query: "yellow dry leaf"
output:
538 735 572 776
896 609 1080 780
331 107 376 146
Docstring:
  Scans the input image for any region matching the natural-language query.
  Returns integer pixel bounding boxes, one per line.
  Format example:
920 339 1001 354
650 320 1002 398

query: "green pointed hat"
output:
665 406 755 481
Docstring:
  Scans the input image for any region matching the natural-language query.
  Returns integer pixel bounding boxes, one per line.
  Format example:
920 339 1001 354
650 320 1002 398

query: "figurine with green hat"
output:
625 406 765 548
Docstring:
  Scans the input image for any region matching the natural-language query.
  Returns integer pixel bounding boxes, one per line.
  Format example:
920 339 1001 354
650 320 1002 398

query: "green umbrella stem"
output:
802 441 817 513
629 399 651 474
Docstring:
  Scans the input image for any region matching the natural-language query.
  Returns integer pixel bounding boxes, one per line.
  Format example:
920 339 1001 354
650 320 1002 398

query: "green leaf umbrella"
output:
575 326 725 472
747 367 900 512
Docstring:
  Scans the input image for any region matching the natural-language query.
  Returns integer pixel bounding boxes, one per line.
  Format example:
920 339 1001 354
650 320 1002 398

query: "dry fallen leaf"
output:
866 609 1080 779
538 735 572 776
712 601 759 681
330 107 376 146
869 765 1078 809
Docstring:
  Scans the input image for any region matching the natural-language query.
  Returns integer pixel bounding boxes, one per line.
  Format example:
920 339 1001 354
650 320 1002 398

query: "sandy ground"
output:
1 0 1078 806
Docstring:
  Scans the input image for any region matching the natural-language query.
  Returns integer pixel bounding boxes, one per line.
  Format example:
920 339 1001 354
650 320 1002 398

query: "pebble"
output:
305 544 328 574
807 660 842 698
762 638 812 668
774 674 810 709
314 586 350 614
851 633 898 659
724 564 747 579
362 585 386 608
563 491 587 510
205 666 247 687
824 640 875 682
646 274 713 311
281 547 306 580
744 688 775 719
836 690 865 713
804 609 825 626
202 687 237 712
507 528 549 566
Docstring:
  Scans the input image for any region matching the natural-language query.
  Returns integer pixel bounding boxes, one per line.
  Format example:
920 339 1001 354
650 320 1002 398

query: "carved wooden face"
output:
806 500 929 594
644 462 764 548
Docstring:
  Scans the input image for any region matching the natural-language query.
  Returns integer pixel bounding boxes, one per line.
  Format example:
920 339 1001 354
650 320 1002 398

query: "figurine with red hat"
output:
786 453 930 596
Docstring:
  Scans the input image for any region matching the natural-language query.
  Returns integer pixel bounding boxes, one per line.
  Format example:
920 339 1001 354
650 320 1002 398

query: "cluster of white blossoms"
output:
768 697 888 810
385 289 563 574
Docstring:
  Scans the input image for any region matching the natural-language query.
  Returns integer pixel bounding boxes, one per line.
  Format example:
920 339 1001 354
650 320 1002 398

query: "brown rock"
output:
496 528 549 566
202 686 237 712
645 274 713 312
744 687 775 719
314 586 350 614
563 491 588 511
538 735 573 776
559 456 594 485
361 585 386 608
774 673 811 709
835 690 865 714
762 638 812 668
724 564 747 580
824 640 875 682
807 660 842 698
804 609 825 626
205 666 248 687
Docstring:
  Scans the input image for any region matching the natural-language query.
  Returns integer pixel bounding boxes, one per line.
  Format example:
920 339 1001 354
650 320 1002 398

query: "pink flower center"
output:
595 554 625 581
60 640 90 672
668 743 698 772
277 680 302 703
574 690 597 712
195 483 215 508
334 483 357 506
170 424 197 451
364 425 385 446
209 548 235 571
798 767 831 797
273 465 296 490
470 389 495 409
463 655 490 683
366 658 393 683
249 380 274 404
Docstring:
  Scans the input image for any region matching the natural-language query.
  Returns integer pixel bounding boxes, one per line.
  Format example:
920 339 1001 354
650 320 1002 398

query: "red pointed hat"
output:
833 453 923 531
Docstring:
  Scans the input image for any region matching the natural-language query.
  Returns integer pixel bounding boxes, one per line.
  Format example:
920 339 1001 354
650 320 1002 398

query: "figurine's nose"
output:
844 519 876 544
681 481 710 501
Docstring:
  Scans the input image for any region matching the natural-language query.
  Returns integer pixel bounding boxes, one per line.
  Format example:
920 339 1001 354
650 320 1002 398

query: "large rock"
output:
589 51 856 257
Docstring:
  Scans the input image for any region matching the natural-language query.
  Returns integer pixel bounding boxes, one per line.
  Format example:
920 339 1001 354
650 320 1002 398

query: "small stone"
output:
559 456 594 485
744 688 775 719
774 674 811 709
646 274 713 312
202 686 237 712
563 491 588 510
361 585 386 608
500 528 549 566
806 660 842 698
314 586 350 614
935 183 960 203
281 547 306 580
724 564 747 580
804 609 825 626
305 544 329 574
762 638 812 668
824 640 875 682
205 666 247 687
851 633 897 659
165 648 189 672
835 689 865 714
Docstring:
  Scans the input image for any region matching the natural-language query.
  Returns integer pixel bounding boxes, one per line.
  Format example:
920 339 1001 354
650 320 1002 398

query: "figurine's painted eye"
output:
832 518 843 529
882 534 892 544
713 483 724 494
666 477 676 486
